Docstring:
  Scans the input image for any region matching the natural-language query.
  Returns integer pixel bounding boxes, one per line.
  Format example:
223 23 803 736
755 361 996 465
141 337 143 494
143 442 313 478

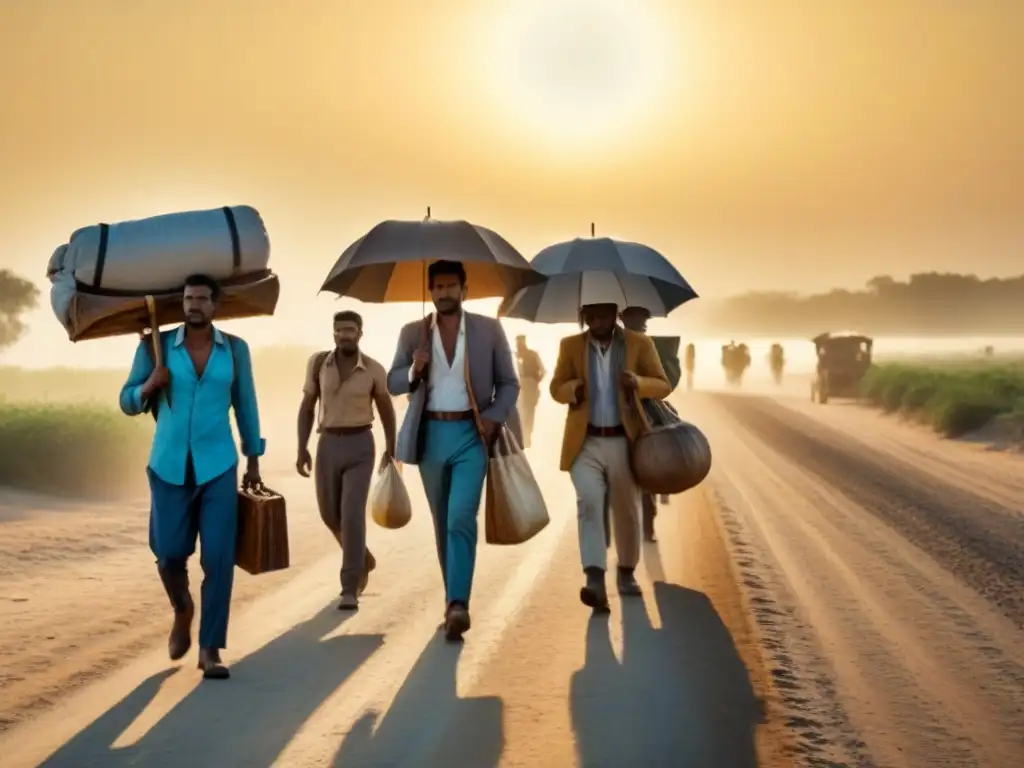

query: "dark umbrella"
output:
498 226 698 323
320 209 545 303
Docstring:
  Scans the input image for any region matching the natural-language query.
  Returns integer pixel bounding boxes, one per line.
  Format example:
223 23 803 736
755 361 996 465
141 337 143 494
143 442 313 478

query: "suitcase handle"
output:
241 480 279 499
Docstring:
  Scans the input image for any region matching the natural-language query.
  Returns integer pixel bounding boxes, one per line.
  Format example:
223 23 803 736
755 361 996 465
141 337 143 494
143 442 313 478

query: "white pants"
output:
569 436 641 571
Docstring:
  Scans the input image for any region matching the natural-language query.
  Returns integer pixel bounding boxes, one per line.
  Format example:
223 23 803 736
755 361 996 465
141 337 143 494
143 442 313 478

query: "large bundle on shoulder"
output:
47 204 279 341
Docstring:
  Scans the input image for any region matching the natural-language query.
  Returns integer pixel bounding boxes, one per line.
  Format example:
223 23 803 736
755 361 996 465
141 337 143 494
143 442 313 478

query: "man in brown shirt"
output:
297 310 397 610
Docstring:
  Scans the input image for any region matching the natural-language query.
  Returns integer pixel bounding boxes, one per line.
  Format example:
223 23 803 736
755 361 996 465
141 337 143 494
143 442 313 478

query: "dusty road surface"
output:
700 391 1024 768
4 391 1023 767
0 401 790 768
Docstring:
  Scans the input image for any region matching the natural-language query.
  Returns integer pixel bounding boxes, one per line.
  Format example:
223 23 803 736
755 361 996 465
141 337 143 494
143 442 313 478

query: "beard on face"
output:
434 297 460 315
337 342 359 357
186 311 211 328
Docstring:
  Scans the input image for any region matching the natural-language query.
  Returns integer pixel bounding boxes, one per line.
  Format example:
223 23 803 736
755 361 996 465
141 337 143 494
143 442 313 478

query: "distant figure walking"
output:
722 341 751 386
515 335 546 448
387 260 520 641
119 273 265 680
768 343 785 385
684 342 696 391
296 310 396 611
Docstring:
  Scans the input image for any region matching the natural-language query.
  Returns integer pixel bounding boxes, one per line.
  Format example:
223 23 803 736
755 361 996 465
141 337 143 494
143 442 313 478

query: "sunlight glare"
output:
477 0 677 150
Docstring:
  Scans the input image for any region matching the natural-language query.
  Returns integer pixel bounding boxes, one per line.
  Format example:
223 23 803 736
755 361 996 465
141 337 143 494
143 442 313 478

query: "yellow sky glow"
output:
0 1 1022 369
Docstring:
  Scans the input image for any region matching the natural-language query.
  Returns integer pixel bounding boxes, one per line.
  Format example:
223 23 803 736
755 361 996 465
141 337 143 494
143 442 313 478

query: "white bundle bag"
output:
48 204 270 292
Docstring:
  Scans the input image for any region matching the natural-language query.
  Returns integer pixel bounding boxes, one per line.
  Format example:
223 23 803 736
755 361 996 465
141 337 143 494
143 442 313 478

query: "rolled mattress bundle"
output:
47 205 279 341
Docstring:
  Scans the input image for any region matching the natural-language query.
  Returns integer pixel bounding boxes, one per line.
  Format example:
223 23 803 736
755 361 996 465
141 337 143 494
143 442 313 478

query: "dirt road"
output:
702 392 1024 767
0 401 788 768
2 392 1022 767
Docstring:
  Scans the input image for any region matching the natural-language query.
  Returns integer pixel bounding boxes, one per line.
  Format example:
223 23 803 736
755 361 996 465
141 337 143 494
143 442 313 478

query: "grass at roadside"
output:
0 400 153 498
860 361 1024 438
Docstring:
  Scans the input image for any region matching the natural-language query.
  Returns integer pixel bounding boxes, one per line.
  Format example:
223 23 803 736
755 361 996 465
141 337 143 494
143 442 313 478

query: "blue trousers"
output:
147 462 238 649
418 420 488 607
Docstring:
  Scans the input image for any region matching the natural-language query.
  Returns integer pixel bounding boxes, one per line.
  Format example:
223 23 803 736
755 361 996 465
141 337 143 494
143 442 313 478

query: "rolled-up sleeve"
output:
119 338 154 416
231 338 266 457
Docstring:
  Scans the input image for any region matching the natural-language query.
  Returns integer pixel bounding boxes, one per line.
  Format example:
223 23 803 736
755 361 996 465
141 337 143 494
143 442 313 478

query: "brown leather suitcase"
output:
236 483 290 575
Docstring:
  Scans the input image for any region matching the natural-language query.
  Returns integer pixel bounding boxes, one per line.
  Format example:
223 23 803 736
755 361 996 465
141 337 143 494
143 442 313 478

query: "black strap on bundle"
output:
223 206 242 274
91 223 110 289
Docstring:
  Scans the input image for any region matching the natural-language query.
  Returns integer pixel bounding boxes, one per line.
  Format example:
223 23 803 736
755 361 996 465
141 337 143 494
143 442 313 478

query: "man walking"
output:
387 260 520 641
620 306 682 541
684 343 696 391
119 273 265 680
549 303 670 611
515 334 546 448
297 310 396 610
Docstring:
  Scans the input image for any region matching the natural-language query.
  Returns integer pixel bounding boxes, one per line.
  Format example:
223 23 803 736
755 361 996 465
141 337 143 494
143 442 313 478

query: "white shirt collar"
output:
431 311 465 335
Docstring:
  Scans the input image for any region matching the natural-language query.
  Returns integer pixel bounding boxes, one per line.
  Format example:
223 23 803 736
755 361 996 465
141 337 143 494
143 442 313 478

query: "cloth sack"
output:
484 427 550 545
370 461 412 529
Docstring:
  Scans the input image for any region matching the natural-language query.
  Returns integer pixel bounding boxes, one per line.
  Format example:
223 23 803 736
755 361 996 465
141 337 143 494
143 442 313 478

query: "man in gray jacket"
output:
387 260 520 641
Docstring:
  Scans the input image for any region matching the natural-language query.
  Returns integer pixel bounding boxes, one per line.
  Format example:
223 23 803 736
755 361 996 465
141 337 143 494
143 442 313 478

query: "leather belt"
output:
587 424 626 437
425 410 474 422
321 425 371 435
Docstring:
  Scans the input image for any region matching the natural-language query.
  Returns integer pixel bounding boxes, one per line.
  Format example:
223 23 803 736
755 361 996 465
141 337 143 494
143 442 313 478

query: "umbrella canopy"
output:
320 217 545 302
500 270 682 323
532 237 694 289
498 237 698 323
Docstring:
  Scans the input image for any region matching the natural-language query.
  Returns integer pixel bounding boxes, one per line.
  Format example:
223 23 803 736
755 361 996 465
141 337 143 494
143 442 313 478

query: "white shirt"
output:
589 336 620 427
409 312 471 411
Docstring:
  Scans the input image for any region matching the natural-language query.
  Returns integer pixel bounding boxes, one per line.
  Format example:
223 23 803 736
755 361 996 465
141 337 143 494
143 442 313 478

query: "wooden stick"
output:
144 295 163 366
145 294 170 407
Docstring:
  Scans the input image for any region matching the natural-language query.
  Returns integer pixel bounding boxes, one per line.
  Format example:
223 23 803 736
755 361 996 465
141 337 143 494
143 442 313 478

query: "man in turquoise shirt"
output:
120 273 265 680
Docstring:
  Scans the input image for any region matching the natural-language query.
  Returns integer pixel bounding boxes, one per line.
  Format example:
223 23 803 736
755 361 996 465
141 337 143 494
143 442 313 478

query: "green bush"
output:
0 400 153 498
860 362 1024 437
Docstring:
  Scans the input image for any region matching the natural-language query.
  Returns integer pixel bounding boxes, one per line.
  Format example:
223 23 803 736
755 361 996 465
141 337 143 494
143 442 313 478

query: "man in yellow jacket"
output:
549 303 671 611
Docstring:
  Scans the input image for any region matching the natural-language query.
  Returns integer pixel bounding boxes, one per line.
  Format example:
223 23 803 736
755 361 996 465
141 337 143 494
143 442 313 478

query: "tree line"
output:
687 273 1024 337
3 270 1024 357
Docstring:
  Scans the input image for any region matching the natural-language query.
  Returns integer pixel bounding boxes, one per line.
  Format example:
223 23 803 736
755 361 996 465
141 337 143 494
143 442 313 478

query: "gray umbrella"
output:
320 212 545 303
498 235 698 323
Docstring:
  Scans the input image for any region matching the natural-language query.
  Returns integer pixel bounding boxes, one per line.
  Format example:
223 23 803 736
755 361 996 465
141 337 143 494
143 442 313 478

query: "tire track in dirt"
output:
717 394 1024 627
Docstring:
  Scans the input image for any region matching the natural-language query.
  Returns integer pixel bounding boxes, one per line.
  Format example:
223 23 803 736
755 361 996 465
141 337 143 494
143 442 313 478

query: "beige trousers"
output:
570 436 641 571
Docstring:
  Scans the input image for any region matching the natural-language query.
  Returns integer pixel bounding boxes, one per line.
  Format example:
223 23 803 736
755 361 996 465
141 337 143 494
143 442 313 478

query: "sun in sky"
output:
472 0 681 153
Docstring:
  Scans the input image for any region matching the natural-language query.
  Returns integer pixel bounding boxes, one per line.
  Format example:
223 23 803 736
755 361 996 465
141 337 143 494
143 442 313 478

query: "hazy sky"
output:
2 1 1022 366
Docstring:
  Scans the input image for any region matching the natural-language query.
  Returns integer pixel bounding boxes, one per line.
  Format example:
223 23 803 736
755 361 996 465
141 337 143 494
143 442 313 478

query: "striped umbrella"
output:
498 234 698 323
320 211 545 303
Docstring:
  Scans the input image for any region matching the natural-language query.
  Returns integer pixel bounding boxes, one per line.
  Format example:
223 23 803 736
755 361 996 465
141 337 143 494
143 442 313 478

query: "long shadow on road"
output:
41 604 383 768
331 634 504 767
571 581 764 767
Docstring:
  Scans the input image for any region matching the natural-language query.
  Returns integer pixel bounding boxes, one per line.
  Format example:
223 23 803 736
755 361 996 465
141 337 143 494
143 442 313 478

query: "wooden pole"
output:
145 294 170 406
145 295 163 366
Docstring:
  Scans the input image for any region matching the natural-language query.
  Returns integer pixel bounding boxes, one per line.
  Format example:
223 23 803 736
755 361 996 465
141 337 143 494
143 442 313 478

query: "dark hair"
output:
578 303 619 329
333 310 363 329
427 260 466 288
183 273 221 302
